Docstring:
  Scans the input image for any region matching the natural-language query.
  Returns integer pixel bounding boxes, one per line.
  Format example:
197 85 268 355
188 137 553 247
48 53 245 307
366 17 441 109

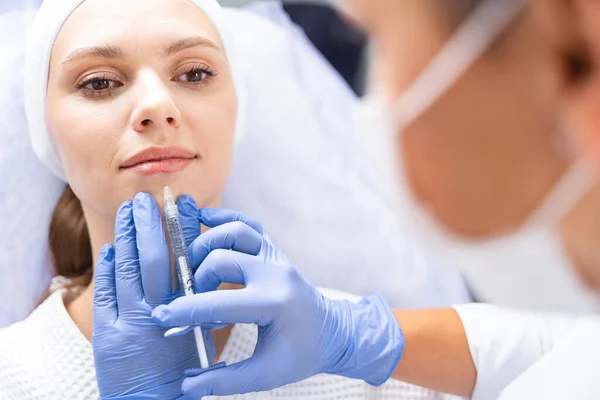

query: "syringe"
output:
163 186 211 369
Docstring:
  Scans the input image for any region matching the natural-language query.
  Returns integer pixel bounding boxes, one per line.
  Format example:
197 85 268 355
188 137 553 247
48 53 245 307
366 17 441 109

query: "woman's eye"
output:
77 77 122 96
175 66 216 86
89 79 110 90
183 70 207 83
84 79 119 90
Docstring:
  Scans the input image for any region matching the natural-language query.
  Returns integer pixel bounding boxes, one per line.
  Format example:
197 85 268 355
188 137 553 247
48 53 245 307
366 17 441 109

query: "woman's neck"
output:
65 206 113 341
83 205 118 266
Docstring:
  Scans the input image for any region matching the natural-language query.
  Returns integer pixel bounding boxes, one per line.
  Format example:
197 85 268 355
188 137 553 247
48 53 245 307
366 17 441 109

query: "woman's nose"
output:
131 74 182 133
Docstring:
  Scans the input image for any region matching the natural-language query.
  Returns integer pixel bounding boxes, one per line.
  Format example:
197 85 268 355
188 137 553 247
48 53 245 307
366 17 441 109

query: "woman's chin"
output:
109 166 222 212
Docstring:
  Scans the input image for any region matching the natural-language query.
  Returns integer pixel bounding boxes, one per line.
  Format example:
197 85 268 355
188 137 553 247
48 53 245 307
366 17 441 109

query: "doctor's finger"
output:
188 222 262 272
152 285 264 327
93 244 117 328
194 248 254 293
133 193 172 307
114 201 144 314
198 208 265 235
177 195 201 246
180 357 272 399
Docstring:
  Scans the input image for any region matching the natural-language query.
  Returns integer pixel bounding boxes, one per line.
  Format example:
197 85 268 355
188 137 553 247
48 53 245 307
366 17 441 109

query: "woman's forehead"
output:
53 0 225 60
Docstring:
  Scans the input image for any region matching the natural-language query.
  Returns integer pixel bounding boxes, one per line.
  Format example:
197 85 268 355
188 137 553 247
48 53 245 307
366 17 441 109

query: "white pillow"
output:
222 4 471 308
0 10 65 328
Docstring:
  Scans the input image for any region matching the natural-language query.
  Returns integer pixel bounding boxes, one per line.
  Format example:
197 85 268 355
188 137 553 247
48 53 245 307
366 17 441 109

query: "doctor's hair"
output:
48 185 93 289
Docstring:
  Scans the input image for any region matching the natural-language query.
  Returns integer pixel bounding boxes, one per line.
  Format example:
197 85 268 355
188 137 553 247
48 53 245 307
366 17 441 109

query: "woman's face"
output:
340 0 574 237
46 0 237 217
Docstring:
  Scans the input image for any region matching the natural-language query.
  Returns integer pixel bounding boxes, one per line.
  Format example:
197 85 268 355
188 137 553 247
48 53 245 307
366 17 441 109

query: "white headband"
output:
24 0 246 181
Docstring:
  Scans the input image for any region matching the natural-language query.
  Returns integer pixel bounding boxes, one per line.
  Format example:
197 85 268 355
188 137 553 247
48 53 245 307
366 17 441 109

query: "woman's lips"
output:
125 158 194 175
121 147 197 175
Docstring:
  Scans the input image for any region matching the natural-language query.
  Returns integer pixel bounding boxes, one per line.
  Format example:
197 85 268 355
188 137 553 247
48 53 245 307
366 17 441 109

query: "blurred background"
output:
222 0 367 95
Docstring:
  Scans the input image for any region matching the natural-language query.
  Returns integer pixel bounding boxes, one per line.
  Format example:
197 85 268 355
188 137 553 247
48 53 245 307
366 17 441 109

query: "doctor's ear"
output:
566 0 600 159
529 0 592 86
529 0 600 159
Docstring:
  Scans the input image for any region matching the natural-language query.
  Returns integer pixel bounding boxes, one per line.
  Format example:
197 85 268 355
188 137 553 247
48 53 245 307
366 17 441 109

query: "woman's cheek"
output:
55 120 117 184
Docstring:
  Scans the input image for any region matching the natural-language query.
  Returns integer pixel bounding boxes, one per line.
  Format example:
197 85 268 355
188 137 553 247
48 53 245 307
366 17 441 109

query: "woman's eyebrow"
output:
164 36 221 56
61 45 123 68
60 37 220 68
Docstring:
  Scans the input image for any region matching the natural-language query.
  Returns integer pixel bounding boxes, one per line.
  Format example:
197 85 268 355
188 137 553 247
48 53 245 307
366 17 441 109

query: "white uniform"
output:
455 304 600 399
499 323 600 399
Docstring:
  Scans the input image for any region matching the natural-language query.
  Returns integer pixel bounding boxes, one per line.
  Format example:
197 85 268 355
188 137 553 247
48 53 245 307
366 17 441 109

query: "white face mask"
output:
350 0 600 313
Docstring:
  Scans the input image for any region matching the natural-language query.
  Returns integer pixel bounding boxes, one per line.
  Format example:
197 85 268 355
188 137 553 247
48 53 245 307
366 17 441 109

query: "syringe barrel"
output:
165 207 196 296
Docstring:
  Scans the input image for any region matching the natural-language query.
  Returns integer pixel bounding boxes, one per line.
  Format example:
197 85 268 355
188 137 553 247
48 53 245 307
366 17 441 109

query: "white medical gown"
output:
0 287 449 400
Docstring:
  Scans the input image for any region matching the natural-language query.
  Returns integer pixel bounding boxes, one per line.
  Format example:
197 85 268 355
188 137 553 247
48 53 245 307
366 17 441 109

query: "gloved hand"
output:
93 193 215 399
152 208 404 399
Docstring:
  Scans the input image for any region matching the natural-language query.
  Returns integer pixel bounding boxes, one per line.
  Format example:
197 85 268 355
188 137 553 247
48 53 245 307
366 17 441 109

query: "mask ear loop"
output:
392 0 525 129
347 0 525 216
381 0 524 217
525 153 598 230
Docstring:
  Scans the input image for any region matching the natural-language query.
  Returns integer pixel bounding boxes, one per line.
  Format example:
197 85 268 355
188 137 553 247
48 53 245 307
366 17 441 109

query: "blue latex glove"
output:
93 193 216 399
152 208 404 399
